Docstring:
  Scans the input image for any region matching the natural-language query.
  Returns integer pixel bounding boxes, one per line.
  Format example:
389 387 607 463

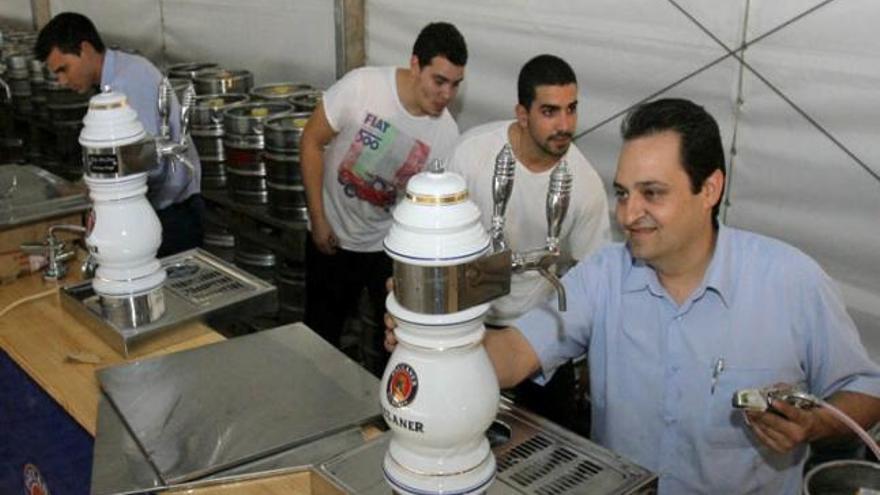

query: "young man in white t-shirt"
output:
446 54 611 433
300 22 467 374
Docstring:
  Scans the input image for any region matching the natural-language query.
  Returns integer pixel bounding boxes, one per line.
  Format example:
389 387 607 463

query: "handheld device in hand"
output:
731 384 817 412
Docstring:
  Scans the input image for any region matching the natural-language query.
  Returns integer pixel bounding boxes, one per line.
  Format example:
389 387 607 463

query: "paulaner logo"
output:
386 362 418 408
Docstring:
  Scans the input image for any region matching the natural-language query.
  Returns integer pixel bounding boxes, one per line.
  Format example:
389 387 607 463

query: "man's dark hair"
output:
621 98 726 226
412 22 467 68
517 54 577 109
34 12 106 61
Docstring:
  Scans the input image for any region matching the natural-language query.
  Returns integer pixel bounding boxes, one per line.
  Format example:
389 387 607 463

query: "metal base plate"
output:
60 248 276 356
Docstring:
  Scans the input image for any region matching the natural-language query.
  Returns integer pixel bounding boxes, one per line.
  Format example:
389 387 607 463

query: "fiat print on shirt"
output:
337 112 430 210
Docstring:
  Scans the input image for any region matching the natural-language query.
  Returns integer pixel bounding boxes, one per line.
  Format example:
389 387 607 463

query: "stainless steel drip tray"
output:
60 248 276 356
319 402 657 495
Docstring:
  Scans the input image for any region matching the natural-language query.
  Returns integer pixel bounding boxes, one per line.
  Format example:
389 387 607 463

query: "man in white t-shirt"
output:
446 54 610 432
301 22 467 373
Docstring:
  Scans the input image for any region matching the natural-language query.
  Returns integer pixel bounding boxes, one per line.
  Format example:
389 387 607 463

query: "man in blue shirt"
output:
385 98 880 493
35 12 202 257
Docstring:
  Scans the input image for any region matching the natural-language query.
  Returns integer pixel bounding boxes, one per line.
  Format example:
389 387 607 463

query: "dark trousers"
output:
504 358 591 438
304 237 392 374
156 194 204 258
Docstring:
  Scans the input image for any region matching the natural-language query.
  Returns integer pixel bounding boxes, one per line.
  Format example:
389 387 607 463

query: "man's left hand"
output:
744 399 818 453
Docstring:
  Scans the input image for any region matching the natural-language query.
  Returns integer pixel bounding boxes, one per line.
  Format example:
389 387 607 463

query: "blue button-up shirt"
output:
517 225 880 494
101 49 201 209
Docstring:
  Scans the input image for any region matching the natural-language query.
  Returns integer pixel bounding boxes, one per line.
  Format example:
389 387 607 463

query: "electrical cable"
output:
0 287 58 319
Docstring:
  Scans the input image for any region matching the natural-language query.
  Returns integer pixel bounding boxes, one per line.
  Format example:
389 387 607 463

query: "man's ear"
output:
702 168 725 209
514 103 528 128
79 40 95 57
409 55 420 76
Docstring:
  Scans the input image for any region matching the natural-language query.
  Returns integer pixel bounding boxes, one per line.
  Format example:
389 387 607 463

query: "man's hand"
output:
383 277 397 352
384 312 398 352
310 216 338 255
744 400 816 453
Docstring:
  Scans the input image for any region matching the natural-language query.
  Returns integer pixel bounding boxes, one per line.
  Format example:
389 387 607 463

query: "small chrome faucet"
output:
20 224 88 281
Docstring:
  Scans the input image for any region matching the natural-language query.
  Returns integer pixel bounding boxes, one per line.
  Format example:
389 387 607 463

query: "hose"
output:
0 287 58 319
813 397 880 461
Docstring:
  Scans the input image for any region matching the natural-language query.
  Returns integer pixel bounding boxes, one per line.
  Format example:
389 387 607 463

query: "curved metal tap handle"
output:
48 224 86 237
21 225 85 255
171 152 196 177
491 144 516 251
179 83 196 142
157 77 173 139
538 267 566 312
546 159 572 253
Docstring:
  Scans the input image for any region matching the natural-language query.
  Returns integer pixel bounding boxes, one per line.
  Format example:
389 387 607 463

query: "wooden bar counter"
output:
0 261 222 437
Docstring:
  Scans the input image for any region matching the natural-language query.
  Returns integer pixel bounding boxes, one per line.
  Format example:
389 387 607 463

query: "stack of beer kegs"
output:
43 65 93 179
221 100 292 205
191 93 249 191
194 68 253 96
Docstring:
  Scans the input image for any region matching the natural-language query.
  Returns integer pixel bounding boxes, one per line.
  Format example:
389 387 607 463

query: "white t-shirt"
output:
447 120 611 326
321 66 460 252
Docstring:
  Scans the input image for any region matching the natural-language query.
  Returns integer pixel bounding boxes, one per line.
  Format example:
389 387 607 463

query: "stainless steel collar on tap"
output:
81 79 197 179
391 147 573 315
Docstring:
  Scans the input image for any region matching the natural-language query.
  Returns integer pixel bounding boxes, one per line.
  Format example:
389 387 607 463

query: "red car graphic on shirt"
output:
338 168 396 208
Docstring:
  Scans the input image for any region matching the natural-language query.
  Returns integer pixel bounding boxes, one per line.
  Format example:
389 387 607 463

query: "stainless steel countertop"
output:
94 323 381 490
0 163 89 228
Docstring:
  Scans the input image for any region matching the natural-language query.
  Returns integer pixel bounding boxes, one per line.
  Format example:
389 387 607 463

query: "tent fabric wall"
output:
366 0 880 359
0 0 33 29
39 0 337 88
49 0 164 62
159 0 337 88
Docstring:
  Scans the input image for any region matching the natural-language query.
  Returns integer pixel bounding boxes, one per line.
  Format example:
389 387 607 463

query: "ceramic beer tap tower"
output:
381 147 572 495
78 79 195 327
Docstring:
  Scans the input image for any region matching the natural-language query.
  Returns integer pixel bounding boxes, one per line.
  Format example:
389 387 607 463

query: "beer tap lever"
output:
155 80 195 176
490 144 516 251
179 83 196 144
508 160 572 311
546 159 572 254
157 77 172 140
